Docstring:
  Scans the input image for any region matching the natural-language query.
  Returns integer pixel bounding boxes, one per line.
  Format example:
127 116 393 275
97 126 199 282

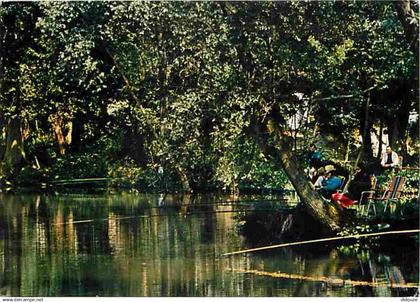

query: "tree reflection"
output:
0 193 417 296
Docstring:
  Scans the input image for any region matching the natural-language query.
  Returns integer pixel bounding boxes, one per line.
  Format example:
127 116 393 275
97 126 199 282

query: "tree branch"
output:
394 0 419 55
306 85 380 102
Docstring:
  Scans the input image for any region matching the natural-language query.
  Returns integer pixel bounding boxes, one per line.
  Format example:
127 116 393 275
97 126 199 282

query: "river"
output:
0 193 418 297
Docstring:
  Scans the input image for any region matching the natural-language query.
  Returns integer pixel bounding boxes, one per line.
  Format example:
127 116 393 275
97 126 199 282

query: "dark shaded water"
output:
0 193 418 297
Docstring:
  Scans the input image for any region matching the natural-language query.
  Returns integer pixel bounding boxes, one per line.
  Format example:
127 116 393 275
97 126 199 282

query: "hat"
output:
325 165 336 173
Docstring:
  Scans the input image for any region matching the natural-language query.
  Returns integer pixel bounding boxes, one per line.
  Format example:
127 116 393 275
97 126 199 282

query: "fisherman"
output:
313 166 327 189
318 165 343 199
307 144 323 169
306 144 323 182
381 146 400 170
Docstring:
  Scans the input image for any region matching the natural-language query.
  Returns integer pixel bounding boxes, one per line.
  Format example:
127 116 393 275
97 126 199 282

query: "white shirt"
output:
314 175 326 188
381 151 399 167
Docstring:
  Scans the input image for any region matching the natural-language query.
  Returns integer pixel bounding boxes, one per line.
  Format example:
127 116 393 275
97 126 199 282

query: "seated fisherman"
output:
313 167 326 188
306 144 323 183
381 146 399 170
318 165 343 199
308 144 323 169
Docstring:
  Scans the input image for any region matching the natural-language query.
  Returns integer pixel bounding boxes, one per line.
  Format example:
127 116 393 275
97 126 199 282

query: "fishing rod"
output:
131 199 293 210
52 208 294 226
51 198 293 211
65 195 290 204
49 177 128 185
222 229 420 256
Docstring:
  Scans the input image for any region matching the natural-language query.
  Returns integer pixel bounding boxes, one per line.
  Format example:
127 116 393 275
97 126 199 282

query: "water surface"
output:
0 193 417 297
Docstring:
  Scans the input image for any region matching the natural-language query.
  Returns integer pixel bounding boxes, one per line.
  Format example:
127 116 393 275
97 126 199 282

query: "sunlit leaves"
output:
1 1 416 188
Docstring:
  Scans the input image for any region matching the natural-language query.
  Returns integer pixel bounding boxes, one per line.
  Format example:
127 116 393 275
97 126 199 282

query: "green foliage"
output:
49 135 119 180
51 152 107 180
14 166 50 187
215 136 289 190
397 169 419 191
402 199 419 217
363 169 419 220
0 2 418 192
376 169 419 201
336 223 389 255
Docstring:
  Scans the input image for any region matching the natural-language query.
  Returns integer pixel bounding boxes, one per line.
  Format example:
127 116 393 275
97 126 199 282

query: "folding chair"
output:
365 176 406 216
337 175 347 192
354 175 377 216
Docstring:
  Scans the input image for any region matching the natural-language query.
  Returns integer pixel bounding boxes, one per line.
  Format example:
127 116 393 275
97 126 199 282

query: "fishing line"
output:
223 229 420 256
52 208 292 226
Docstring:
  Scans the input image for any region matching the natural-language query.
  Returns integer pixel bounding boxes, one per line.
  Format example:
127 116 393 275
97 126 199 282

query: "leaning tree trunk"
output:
276 137 341 232
250 117 341 234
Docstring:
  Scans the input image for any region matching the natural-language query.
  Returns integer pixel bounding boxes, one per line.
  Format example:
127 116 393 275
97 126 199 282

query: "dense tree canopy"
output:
0 1 418 196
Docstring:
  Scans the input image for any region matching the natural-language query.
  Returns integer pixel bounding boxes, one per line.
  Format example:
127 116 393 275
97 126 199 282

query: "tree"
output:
1 2 416 232
0 3 40 177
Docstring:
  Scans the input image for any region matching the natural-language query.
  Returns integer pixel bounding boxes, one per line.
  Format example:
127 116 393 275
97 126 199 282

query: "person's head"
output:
386 146 392 154
310 144 317 152
324 165 336 177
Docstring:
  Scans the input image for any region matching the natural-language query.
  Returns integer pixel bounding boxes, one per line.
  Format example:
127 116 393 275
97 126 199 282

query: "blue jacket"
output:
308 151 322 166
322 176 342 192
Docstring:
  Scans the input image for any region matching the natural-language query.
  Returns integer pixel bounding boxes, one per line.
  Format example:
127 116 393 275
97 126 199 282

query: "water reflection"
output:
0 193 417 297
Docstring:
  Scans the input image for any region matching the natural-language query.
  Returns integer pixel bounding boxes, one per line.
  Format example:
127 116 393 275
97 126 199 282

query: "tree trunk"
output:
344 139 350 162
394 0 419 55
128 130 148 167
250 117 341 234
2 117 25 176
386 108 410 152
65 120 72 145
0 117 5 161
51 113 73 156
361 95 373 160
362 123 373 160
387 118 398 150
70 114 83 152
377 119 383 159
52 116 66 156
176 166 191 193
390 79 414 152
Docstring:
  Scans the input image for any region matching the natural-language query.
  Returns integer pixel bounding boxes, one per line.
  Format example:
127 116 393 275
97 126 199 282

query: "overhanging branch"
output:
305 85 381 102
